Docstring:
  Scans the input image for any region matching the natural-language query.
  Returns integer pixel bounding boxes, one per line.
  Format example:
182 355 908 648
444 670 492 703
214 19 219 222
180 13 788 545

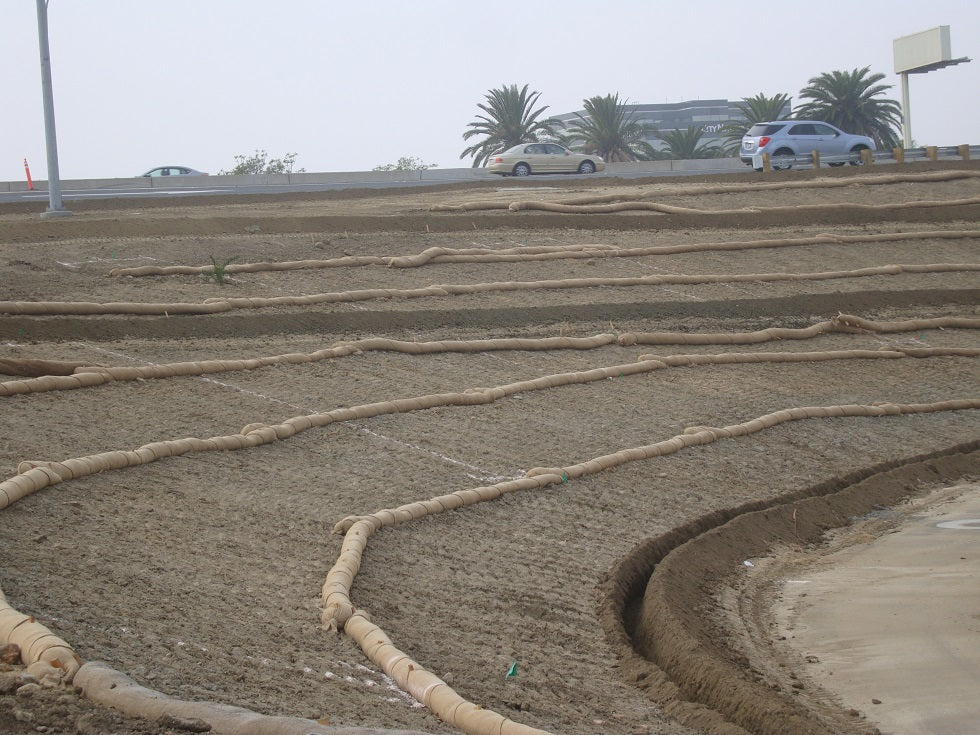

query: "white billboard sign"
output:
894 26 953 74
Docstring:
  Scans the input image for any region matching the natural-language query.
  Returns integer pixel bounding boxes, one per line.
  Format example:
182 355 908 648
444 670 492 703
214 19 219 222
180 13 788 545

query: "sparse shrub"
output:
205 256 237 285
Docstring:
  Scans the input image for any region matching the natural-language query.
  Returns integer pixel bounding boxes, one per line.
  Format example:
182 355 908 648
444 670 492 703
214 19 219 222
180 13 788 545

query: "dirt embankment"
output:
1 164 978 735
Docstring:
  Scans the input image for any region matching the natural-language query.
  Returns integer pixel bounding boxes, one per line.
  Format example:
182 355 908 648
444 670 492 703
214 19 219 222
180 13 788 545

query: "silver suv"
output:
740 121 875 170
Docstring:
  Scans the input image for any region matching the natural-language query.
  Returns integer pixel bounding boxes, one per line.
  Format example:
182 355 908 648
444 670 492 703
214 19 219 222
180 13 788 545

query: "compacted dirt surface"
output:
1 162 978 735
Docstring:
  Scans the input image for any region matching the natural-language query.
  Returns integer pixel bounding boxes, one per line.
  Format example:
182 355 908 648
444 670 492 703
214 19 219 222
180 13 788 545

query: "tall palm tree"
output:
559 93 657 162
720 93 792 154
794 67 902 149
657 126 723 160
460 84 559 167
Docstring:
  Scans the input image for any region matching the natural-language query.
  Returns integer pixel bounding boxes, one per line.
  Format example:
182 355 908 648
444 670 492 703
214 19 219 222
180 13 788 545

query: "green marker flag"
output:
505 661 517 678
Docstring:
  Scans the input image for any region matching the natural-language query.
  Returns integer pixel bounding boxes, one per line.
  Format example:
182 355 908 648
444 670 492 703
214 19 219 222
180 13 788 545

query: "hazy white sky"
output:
2 0 977 181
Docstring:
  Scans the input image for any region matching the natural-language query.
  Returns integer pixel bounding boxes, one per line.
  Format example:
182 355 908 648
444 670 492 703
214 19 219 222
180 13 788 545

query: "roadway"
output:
2 148 973 206
0 178 476 204
0 163 751 205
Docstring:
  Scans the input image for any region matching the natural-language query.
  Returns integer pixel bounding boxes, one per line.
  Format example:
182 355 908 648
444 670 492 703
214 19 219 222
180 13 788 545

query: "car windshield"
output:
747 124 786 136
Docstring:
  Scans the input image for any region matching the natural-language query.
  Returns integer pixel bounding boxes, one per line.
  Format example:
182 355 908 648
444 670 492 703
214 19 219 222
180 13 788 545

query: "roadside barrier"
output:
760 146 978 171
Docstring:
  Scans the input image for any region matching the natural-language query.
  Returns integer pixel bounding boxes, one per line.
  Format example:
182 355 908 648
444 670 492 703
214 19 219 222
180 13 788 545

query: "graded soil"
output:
1 163 978 735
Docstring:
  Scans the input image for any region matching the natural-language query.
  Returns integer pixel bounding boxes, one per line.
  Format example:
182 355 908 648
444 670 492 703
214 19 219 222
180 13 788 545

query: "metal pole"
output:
35 0 71 218
900 72 912 150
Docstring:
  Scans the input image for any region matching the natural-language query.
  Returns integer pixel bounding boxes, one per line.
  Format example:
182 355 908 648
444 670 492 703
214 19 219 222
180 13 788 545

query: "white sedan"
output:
486 143 605 177
140 166 208 177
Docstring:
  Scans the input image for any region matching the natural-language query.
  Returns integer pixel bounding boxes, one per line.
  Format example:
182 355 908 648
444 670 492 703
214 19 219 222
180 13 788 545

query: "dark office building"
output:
553 98 793 152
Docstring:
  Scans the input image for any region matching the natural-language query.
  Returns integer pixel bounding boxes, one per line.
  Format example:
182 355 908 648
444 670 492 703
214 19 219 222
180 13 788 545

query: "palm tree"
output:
656 126 724 160
794 67 902 149
559 93 658 162
719 93 792 154
460 84 559 167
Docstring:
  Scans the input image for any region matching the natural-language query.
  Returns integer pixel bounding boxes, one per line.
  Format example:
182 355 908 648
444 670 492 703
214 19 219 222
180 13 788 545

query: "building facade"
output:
553 98 793 152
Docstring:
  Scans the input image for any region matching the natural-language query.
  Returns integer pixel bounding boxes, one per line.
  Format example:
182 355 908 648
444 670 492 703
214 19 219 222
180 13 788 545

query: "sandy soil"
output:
1 162 978 735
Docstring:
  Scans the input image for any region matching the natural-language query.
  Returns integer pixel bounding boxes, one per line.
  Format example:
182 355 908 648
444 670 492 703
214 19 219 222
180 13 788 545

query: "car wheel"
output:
513 163 531 177
577 161 596 174
772 148 794 171
849 146 869 166
828 162 846 167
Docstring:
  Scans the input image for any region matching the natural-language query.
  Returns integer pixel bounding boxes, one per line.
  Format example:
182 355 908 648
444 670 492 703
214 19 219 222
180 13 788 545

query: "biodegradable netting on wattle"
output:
2 313 977 397
2 396 976 733
503 195 980 215
3 345 978 512
109 244 623 276
1 314 977 735
428 170 980 211
0 358 104 378
105 229 980 277
2 263 979 316
0 586 80 685
319 400 977 735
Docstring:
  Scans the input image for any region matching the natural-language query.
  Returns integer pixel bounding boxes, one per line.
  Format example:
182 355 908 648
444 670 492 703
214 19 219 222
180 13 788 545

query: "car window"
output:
813 124 839 136
746 124 785 136
788 124 816 136
525 144 544 154
545 144 567 155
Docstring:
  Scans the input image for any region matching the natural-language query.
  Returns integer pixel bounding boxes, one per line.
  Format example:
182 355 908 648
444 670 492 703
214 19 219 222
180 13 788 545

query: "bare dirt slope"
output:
1 163 978 735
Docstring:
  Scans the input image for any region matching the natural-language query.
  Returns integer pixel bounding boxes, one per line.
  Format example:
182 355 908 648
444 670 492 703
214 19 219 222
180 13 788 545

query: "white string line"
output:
635 261 766 300
55 255 158 269
349 424 517 484
69 342 516 483
632 262 706 300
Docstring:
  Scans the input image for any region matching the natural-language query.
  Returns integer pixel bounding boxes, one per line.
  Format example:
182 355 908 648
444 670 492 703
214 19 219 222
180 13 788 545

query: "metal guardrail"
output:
890 145 980 162
761 144 977 171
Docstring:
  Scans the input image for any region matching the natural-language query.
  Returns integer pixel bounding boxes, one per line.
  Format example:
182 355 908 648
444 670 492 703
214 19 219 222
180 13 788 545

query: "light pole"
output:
35 0 71 218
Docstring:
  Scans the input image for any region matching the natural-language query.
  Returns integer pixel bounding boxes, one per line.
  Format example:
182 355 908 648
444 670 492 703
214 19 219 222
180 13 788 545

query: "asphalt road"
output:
0 168 746 205
0 179 460 204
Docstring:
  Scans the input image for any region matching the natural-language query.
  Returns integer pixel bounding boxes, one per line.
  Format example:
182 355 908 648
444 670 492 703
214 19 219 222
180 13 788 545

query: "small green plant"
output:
205 255 237 285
